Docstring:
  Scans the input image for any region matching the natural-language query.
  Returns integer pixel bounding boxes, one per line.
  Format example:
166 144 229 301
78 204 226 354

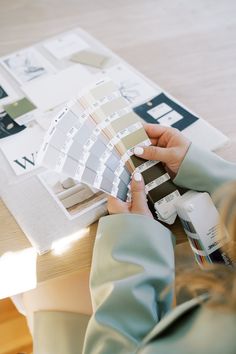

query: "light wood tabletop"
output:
0 0 235 298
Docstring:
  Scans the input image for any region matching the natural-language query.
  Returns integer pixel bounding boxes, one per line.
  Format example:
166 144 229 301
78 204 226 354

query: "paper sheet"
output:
43 33 89 59
102 63 159 106
21 65 94 111
0 123 44 175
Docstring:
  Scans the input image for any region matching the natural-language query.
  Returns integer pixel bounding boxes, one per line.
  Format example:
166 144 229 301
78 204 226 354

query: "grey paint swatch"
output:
42 145 61 169
74 119 95 146
90 139 107 157
103 166 115 182
62 156 78 176
100 176 113 193
117 179 129 201
67 140 84 161
86 153 101 171
105 153 120 171
81 167 97 185
120 169 131 185
49 129 68 151
56 110 78 134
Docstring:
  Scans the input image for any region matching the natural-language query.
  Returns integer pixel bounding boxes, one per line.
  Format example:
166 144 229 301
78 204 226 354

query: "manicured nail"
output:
133 172 142 182
134 146 144 155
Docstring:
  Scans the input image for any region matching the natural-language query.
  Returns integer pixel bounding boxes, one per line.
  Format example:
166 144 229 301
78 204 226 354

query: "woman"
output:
23 124 236 354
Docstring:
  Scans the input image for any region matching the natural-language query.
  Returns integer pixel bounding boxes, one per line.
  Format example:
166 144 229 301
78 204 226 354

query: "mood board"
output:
0 27 228 253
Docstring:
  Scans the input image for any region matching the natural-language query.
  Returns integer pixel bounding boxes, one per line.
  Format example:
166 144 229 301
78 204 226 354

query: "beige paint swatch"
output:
122 128 148 150
89 97 128 123
81 81 117 106
91 81 117 100
101 97 128 116
109 112 139 134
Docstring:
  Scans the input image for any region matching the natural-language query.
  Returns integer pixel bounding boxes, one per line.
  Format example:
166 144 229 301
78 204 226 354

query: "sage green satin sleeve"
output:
83 214 175 354
174 144 236 194
33 311 90 354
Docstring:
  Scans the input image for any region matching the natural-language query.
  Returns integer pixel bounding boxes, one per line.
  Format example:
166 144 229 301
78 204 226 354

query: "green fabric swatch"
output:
4 97 36 119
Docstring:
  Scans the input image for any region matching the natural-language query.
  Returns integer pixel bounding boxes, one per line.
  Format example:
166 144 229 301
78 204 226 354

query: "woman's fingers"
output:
143 123 169 138
108 174 153 217
130 172 146 207
134 145 172 164
130 173 153 217
107 196 131 214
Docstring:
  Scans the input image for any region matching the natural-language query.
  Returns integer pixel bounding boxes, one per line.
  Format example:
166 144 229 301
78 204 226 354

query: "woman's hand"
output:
108 172 153 218
108 125 190 216
134 124 191 176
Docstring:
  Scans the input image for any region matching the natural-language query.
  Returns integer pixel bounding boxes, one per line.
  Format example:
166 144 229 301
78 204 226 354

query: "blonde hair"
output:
214 181 236 261
176 181 236 310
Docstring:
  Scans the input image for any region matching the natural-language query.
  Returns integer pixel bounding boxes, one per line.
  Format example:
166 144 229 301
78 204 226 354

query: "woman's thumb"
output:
130 173 148 212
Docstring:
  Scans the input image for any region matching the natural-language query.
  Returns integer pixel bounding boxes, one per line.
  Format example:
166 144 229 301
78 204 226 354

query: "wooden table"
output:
0 0 236 298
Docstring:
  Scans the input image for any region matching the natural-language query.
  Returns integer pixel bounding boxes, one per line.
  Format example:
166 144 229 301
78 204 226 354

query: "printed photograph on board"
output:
0 110 25 139
2 48 55 84
0 74 18 105
0 85 8 100
38 170 107 219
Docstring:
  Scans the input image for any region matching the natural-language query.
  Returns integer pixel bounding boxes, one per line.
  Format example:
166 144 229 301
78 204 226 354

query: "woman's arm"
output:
134 124 236 194
83 178 175 354
173 143 236 194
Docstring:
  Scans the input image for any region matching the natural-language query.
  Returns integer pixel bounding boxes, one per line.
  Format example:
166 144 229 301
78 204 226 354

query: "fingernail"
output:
133 172 142 182
134 146 144 155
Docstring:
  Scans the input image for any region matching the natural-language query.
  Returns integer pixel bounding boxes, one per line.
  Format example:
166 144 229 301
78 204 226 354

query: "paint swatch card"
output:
134 93 199 131
37 79 182 224
70 50 109 69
